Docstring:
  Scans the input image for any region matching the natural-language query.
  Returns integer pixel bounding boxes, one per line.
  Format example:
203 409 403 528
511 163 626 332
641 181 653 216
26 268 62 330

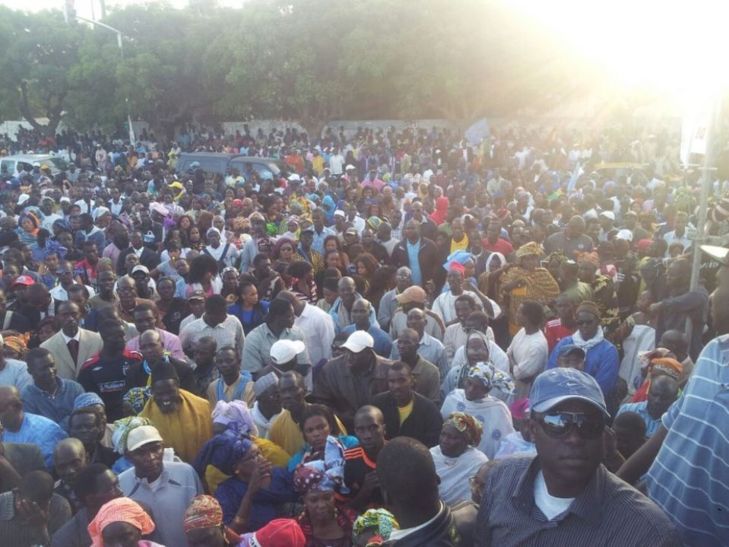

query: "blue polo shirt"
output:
407 239 422 285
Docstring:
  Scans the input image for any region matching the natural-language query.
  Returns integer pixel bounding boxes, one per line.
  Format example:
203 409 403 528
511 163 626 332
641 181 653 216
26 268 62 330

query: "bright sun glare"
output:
511 0 727 104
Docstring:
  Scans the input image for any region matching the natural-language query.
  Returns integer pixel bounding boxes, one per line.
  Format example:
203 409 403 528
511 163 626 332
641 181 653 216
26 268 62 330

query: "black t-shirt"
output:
343 446 383 506
77 350 142 421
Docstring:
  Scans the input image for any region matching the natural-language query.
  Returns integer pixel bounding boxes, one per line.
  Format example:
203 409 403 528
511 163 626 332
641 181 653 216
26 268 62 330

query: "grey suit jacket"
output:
41 329 104 380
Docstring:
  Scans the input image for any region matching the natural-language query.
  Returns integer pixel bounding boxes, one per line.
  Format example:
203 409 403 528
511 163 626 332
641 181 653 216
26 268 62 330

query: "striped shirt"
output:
476 456 680 546
647 335 729 545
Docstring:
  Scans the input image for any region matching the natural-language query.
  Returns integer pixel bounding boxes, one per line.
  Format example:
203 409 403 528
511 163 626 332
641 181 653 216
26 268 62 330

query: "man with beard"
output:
139 366 212 463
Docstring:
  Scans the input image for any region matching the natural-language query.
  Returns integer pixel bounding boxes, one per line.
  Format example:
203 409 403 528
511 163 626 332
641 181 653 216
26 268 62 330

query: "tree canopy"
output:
0 0 580 139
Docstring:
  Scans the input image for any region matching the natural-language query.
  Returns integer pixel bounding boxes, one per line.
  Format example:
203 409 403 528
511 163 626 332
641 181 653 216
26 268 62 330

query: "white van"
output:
0 154 68 178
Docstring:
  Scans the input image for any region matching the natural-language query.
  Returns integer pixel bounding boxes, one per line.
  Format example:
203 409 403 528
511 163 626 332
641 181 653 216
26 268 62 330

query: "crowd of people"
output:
0 121 726 546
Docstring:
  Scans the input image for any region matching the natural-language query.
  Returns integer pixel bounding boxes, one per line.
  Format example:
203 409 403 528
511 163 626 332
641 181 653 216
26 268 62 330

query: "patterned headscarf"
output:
183 495 223 532
467 362 495 391
352 508 400 547
649 357 683 380
88 497 155 547
444 412 483 446
293 465 331 494
192 433 252 477
515 241 543 259
467 362 514 397
123 387 151 415
1 332 29 359
111 417 152 455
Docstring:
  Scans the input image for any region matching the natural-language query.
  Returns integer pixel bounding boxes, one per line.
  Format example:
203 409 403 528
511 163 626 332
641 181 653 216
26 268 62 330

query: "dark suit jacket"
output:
372 391 443 448
116 247 161 275
391 237 440 285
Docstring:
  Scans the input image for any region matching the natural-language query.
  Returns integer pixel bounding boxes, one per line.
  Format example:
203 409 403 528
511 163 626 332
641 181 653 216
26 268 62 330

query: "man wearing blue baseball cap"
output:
474 368 680 546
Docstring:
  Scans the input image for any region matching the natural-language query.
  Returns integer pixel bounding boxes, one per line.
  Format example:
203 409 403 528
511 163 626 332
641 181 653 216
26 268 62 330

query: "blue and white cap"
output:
529 368 608 417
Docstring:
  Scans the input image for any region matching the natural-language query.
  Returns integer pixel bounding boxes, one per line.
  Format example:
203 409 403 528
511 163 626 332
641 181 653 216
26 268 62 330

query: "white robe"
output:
430 445 488 506
440 390 515 459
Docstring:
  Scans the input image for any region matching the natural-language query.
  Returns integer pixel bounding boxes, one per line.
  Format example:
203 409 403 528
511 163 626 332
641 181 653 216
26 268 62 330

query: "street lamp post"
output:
65 12 136 144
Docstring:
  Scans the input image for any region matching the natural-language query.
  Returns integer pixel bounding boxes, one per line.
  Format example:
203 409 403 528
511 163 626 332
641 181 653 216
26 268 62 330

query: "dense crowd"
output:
0 122 726 546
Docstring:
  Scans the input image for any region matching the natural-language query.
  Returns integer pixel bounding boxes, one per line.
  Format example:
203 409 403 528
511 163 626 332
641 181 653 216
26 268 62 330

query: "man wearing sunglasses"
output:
475 368 679 546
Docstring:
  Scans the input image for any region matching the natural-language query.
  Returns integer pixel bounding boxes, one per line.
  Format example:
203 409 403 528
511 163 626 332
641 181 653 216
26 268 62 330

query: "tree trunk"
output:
18 81 65 137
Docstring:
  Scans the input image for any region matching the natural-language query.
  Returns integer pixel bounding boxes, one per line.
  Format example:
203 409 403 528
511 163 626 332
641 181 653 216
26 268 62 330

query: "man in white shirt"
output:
431 268 500 325
328 148 345 176
179 295 246 363
39 198 63 232
203 228 238 269
277 291 335 367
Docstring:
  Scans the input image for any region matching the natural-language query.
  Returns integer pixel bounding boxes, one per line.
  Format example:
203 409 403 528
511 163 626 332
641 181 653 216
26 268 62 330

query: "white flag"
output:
680 101 712 168
127 115 136 145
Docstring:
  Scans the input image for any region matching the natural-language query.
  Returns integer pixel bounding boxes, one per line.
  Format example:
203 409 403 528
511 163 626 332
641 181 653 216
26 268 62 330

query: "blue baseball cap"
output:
529 368 608 417
557 344 586 359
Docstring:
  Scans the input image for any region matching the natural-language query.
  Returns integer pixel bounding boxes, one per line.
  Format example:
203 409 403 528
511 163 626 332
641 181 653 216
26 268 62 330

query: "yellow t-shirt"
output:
398 400 414 425
450 235 469 254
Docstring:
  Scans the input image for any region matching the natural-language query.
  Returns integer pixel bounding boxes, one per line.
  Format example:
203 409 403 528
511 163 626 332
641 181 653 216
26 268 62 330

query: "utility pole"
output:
63 7 135 144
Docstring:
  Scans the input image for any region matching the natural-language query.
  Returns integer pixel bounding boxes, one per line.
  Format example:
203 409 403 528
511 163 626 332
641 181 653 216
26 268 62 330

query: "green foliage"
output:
0 0 575 138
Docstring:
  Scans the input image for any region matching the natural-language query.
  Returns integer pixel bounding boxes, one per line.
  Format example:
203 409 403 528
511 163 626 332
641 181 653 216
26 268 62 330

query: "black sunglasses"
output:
536 411 605 440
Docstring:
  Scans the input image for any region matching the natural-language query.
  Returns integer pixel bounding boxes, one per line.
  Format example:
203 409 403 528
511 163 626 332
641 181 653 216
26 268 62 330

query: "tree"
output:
0 8 87 135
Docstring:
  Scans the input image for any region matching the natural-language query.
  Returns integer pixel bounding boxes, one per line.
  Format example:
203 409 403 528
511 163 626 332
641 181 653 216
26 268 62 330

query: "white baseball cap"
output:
126 425 163 452
341 331 374 353
270 339 306 365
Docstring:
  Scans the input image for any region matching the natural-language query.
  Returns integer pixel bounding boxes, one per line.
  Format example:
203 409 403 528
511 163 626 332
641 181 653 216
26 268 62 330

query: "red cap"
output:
11 275 35 287
252 519 305 547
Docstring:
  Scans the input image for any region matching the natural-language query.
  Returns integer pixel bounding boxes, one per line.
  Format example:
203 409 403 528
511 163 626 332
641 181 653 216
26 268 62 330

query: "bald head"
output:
659 329 688 362
54 438 87 486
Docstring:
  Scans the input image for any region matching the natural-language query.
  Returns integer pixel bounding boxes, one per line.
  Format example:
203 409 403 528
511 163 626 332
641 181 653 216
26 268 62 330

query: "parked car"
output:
0 154 68 177
176 152 281 180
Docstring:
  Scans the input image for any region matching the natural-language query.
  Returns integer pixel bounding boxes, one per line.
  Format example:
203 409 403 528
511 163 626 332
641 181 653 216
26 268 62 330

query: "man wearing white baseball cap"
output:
313 330 392 430
253 339 311 385
119 424 203 547
475 368 679 546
